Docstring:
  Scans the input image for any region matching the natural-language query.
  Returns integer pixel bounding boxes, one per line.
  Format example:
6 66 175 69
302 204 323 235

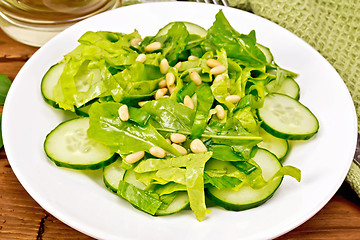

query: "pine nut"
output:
160 58 169 74
225 95 241 104
188 55 199 61
155 88 168 99
144 42 161 52
190 139 207 153
207 59 221 68
210 64 226 75
158 79 167 88
174 62 182 69
166 139 172 144
172 143 188 155
183 95 194 109
168 85 176 94
213 74 225 84
170 133 187 143
149 146 167 158
166 72 175 87
118 104 129 121
138 101 148 107
130 38 141 47
190 71 202 86
125 151 145 164
136 53 146 63
215 105 225 120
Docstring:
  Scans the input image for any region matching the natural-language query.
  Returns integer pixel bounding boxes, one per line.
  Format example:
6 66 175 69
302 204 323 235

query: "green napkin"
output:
228 0 360 197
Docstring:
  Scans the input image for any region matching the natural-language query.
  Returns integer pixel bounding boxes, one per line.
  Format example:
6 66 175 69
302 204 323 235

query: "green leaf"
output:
190 84 214 139
134 155 189 173
152 22 190 65
275 165 301 182
53 48 115 111
87 102 181 156
142 98 195 131
0 74 11 105
204 171 242 189
185 151 213 221
156 167 187 185
176 81 197 102
113 62 163 102
231 161 257 175
204 10 266 66
207 144 245 161
117 180 163 215
153 182 187 196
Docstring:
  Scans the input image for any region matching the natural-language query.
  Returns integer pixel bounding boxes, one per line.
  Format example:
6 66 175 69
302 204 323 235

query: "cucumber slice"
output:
103 160 126 192
155 192 190 216
44 117 117 170
257 127 289 161
206 148 283 211
256 43 273 64
41 63 64 108
156 21 207 38
258 93 319 140
266 77 300 100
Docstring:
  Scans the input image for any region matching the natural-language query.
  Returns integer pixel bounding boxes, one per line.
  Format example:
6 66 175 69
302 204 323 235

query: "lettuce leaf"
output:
117 180 162 215
186 152 213 221
204 171 242 190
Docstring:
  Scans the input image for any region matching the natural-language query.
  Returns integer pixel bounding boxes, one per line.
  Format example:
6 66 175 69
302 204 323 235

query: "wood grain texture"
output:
0 27 359 240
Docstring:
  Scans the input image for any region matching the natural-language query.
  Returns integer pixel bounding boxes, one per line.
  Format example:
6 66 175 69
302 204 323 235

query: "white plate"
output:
3 2 357 240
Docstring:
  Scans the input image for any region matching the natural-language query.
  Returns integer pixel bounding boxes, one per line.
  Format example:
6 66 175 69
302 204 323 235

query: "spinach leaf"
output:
207 144 245 161
87 102 180 156
177 81 197 102
190 84 214 139
152 22 190 65
141 98 195 131
204 10 266 66
142 98 261 147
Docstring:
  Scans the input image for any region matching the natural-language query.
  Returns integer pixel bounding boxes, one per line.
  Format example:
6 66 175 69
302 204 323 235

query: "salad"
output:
41 10 319 222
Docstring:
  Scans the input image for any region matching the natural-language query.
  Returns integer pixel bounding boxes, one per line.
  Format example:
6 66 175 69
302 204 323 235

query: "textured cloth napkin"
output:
227 0 360 197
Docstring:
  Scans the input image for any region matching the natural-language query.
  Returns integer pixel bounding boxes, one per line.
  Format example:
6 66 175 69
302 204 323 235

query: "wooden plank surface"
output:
0 27 360 240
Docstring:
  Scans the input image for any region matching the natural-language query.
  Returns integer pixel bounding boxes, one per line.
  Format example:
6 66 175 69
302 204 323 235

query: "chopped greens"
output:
42 10 318 221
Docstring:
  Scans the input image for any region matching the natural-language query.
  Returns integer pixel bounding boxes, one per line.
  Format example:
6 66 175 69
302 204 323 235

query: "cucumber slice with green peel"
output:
257 127 289 161
206 148 283 211
156 21 207 38
266 77 300 100
103 160 126 192
41 63 65 108
256 43 273 64
44 117 117 170
155 192 190 216
258 93 319 140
